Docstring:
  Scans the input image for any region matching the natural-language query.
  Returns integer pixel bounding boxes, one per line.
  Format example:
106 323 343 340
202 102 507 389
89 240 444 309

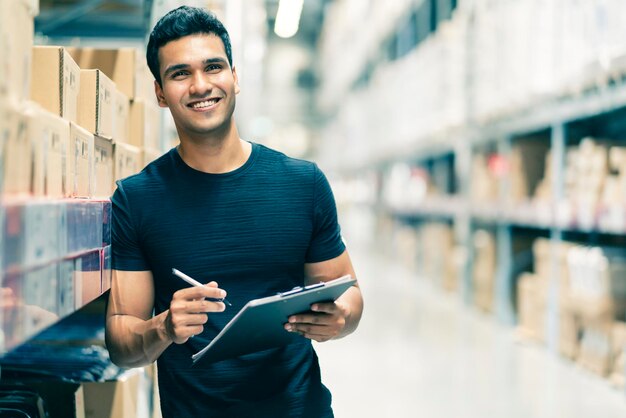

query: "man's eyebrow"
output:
203 57 228 66
163 63 189 77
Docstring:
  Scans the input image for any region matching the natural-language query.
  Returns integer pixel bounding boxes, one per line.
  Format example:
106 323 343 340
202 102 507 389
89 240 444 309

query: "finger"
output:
171 299 225 314
285 323 330 335
176 285 227 301
181 313 209 326
287 313 332 326
310 302 337 314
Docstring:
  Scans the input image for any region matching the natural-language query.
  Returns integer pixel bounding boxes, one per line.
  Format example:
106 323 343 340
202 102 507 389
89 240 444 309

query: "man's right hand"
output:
164 282 227 344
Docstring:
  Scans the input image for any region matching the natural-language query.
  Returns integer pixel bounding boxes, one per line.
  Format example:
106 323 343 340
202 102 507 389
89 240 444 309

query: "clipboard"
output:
191 275 357 364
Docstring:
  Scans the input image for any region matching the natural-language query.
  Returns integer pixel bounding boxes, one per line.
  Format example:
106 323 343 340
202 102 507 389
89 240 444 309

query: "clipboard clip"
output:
278 282 325 297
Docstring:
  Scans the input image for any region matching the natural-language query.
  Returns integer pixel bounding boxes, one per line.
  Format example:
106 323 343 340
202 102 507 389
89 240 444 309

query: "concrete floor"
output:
315 218 626 418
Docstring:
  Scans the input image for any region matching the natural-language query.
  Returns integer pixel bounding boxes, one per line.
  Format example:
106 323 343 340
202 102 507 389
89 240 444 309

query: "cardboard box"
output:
66 200 104 254
2 201 66 271
73 250 102 309
0 0 34 101
578 320 613 376
0 99 30 196
68 47 155 101
77 70 115 139
30 46 81 123
517 273 547 342
25 103 71 197
83 368 152 418
94 135 114 198
114 89 130 143
70 122 95 198
129 98 161 150
113 142 141 187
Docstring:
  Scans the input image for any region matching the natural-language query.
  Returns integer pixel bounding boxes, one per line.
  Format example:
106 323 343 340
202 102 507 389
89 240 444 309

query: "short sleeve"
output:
111 180 150 271
305 165 346 263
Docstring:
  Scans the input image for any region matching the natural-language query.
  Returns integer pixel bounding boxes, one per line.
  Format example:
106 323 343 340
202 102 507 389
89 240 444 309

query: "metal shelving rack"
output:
317 0 626 392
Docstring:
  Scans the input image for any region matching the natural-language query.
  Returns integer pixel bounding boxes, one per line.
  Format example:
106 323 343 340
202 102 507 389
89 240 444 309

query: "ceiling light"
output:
274 0 304 39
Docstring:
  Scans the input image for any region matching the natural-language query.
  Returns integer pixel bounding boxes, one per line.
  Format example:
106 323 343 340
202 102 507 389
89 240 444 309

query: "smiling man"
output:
104 6 363 418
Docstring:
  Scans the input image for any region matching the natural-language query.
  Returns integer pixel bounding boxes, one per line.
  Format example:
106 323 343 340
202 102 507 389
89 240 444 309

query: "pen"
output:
172 268 232 306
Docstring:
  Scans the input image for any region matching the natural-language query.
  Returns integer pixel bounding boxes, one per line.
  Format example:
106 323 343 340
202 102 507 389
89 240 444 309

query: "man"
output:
105 6 363 418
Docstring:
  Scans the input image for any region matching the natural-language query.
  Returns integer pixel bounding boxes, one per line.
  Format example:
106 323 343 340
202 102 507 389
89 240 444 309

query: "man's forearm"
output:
105 311 172 368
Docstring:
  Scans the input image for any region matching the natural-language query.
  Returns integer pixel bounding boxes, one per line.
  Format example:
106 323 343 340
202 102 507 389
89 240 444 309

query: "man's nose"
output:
189 72 212 96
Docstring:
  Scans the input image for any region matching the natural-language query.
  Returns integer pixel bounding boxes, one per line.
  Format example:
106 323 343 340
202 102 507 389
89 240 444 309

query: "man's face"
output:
155 34 240 139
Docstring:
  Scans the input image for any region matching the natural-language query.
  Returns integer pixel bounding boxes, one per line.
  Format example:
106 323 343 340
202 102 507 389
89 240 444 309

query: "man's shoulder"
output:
256 143 318 176
116 149 173 194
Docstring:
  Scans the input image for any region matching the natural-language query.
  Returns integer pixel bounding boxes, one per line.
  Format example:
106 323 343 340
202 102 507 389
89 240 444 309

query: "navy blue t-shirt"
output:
111 142 345 417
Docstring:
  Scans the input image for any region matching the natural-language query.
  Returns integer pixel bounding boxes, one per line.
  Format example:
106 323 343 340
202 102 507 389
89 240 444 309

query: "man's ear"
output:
232 66 241 95
155 80 168 108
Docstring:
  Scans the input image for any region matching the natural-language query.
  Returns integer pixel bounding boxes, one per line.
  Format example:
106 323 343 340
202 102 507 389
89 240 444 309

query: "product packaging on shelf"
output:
25 103 71 198
129 98 162 150
69 122 95 198
30 46 81 123
0 0 35 102
93 136 114 198
113 142 141 189
77 70 115 140
66 200 104 255
67 47 155 102
73 250 102 309
2 201 66 271
114 89 130 143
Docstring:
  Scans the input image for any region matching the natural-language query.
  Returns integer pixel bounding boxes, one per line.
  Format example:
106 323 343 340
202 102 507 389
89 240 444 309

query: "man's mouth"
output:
188 98 221 109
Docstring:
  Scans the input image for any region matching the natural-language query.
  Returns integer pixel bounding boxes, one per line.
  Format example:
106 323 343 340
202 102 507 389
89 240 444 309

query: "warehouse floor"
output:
315 211 626 418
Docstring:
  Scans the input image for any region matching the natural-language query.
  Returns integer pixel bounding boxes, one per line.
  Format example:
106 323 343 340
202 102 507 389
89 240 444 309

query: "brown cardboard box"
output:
1 99 30 195
83 367 152 418
68 47 156 102
0 0 34 101
94 135 114 198
559 309 580 359
70 122 94 198
517 273 547 342
114 89 130 143
113 141 141 187
25 103 71 197
30 46 81 123
578 319 613 376
129 98 162 150
77 69 115 139
609 321 626 388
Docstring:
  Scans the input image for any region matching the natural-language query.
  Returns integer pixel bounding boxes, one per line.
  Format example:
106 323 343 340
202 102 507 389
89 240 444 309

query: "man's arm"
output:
285 249 363 342
105 269 227 368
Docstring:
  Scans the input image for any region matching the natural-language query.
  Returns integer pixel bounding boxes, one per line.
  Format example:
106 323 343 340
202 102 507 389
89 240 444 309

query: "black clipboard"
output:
191 275 356 364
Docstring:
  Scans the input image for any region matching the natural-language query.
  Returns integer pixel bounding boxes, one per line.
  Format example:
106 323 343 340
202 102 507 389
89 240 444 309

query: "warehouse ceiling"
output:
35 0 328 45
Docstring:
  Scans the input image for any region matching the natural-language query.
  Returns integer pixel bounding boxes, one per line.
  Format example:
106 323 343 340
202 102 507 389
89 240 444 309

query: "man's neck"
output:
177 131 252 174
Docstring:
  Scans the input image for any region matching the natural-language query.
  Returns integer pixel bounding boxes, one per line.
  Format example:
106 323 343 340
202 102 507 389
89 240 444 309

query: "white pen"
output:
172 268 232 306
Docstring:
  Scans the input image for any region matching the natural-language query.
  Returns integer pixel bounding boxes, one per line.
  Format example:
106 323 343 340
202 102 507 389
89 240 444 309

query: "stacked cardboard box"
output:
68 47 164 193
518 237 626 380
472 229 497 312
470 154 498 203
420 223 458 292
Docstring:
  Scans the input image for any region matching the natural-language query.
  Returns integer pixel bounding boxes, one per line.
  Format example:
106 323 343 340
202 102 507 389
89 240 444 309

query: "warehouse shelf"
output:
0 198 112 355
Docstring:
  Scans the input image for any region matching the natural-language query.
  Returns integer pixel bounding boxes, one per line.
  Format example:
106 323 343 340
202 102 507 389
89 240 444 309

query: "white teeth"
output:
192 99 218 109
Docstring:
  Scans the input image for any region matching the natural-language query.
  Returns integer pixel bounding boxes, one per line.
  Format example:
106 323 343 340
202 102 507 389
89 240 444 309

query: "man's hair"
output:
146 6 233 87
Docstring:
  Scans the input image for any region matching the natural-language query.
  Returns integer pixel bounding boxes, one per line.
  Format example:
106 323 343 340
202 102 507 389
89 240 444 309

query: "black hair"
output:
146 6 233 87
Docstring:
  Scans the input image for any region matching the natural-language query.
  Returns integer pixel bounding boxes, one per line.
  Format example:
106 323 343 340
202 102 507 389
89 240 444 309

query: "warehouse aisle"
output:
314 212 626 418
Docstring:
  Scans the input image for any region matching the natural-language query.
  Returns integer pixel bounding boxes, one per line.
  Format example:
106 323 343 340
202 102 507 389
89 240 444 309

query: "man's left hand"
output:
284 301 351 342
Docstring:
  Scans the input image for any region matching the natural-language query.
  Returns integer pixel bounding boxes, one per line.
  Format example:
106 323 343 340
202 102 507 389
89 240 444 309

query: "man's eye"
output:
206 64 221 73
172 71 188 79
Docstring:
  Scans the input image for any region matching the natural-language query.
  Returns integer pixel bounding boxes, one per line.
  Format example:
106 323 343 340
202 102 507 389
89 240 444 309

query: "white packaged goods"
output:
0 0 35 102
